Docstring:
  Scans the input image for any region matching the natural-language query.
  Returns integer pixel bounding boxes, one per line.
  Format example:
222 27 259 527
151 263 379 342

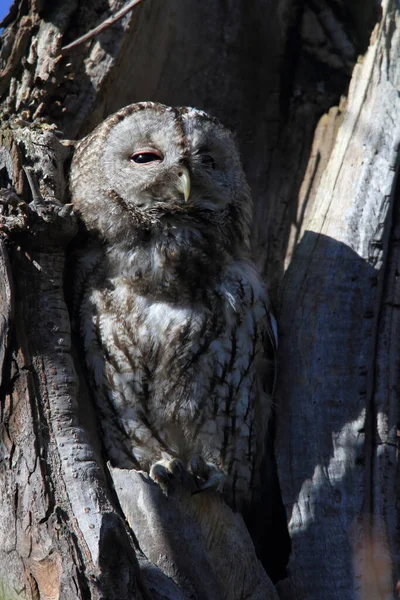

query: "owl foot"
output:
150 457 186 491
190 455 224 494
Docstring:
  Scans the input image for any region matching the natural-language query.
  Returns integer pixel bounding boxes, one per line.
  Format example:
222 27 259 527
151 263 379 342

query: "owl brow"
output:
169 108 190 154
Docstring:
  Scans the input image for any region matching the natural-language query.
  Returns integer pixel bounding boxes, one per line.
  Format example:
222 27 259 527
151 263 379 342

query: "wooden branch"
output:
61 0 143 52
0 243 13 390
111 467 279 600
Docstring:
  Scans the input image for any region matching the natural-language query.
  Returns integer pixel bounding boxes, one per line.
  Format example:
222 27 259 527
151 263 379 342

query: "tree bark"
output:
275 2 400 598
0 0 398 598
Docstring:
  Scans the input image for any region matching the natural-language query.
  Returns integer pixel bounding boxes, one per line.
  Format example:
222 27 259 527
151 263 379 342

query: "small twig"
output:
23 166 44 204
62 0 143 52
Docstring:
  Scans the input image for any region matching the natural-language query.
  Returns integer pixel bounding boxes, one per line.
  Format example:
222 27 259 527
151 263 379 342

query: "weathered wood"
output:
275 1 400 597
0 243 13 390
111 467 279 600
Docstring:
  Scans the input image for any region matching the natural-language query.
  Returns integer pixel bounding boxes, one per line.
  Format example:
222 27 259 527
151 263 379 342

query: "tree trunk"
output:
0 0 398 598
276 2 400 598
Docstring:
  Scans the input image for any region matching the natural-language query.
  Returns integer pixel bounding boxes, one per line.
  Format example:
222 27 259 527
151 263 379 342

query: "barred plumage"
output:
70 102 276 510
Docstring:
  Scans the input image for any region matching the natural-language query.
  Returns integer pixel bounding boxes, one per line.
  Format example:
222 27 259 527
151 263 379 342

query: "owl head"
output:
70 102 252 260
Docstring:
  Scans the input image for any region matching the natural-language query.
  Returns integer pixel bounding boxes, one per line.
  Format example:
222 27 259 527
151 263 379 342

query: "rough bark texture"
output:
275 2 400 598
0 0 398 598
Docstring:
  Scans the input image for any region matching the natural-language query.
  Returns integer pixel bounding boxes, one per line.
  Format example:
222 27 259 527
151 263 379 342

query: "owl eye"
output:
201 155 216 170
130 151 163 164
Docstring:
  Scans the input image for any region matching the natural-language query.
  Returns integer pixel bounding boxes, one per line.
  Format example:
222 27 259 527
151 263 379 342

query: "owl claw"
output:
149 456 224 496
190 455 225 494
168 457 186 480
150 457 185 488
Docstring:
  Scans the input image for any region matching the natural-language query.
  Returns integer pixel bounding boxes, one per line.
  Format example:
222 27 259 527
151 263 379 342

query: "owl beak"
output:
177 166 191 202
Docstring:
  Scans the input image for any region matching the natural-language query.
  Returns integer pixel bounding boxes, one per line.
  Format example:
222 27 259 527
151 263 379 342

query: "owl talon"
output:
190 455 209 480
190 455 225 494
168 457 185 480
150 458 185 488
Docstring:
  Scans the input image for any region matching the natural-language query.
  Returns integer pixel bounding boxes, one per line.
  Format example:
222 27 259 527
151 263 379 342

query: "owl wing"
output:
260 300 278 399
245 300 289 577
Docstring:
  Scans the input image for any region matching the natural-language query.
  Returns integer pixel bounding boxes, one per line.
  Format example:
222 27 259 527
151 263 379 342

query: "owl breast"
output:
82 259 272 507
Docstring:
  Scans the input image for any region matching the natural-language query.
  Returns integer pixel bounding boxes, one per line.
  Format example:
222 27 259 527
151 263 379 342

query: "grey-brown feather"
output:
70 102 276 509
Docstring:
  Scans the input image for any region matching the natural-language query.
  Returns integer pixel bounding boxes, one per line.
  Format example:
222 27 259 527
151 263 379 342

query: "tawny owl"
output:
69 102 277 511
